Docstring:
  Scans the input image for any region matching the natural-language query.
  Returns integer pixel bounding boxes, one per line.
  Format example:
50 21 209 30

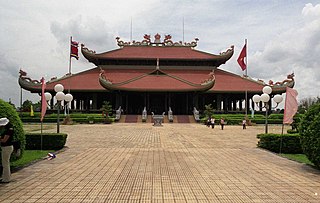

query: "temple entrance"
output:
127 93 144 114
149 93 166 114
171 93 188 115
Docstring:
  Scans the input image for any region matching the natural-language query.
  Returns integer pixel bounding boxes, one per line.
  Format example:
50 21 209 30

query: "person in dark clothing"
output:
0 118 14 183
220 118 225 130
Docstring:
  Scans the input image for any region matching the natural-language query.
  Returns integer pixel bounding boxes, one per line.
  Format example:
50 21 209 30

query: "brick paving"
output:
0 123 319 202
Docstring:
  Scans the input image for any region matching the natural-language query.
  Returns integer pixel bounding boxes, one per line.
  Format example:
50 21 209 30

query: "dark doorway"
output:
171 93 188 115
127 93 144 114
149 93 166 114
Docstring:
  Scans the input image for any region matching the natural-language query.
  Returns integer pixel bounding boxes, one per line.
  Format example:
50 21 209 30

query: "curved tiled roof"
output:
18 67 293 94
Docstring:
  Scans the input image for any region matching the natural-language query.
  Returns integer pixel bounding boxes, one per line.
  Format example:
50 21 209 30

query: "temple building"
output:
19 34 294 116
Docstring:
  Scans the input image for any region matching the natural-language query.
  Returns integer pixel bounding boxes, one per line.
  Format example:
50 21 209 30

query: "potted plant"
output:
101 101 113 124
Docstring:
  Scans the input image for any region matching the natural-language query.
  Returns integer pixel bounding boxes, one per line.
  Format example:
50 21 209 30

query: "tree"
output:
21 100 33 112
299 103 320 169
298 96 320 114
0 99 25 161
203 104 214 118
101 101 112 117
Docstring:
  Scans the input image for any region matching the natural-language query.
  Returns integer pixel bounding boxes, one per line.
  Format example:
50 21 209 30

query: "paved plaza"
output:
0 123 319 202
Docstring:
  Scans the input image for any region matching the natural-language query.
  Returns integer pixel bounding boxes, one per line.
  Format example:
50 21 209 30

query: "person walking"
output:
0 118 14 184
210 117 215 129
242 118 247 129
206 117 211 127
220 118 225 130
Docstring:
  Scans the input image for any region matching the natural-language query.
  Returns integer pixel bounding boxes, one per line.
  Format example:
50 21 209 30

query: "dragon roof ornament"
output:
116 34 199 48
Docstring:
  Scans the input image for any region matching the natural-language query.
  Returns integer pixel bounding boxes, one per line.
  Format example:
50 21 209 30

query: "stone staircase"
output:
117 115 197 123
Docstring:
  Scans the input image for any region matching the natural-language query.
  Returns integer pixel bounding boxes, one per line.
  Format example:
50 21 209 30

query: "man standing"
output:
0 118 14 184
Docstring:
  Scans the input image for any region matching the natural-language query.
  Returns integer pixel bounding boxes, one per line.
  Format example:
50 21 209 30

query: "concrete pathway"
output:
0 124 319 202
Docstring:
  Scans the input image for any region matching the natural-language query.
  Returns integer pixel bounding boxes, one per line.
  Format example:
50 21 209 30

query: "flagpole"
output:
245 39 248 116
68 36 72 94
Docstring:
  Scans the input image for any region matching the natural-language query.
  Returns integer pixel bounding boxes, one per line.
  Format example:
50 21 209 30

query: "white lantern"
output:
65 93 73 102
261 93 270 103
273 94 283 104
252 94 261 103
44 92 52 101
54 84 64 93
262 86 272 94
56 92 65 101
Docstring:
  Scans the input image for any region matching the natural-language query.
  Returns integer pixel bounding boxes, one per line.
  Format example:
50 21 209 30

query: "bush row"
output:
257 133 302 154
25 133 67 150
200 117 283 125
21 116 115 123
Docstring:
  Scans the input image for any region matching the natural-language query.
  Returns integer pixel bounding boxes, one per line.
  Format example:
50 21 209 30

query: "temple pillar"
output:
217 94 222 110
233 100 237 111
259 101 263 111
165 93 168 111
125 94 128 113
186 93 189 114
193 93 199 109
245 97 250 115
239 99 243 111
92 93 97 110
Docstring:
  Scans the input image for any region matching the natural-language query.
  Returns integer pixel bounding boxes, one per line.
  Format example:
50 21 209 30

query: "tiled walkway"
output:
0 124 319 202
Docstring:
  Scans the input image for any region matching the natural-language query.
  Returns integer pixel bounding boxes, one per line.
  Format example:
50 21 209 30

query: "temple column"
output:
164 92 169 112
239 99 243 111
259 101 263 111
233 100 237 111
115 93 121 109
186 93 189 114
125 94 128 113
217 94 222 111
92 93 97 110
245 97 250 115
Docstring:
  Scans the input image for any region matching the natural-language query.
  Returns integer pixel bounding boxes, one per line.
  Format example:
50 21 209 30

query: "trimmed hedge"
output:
20 113 115 124
257 133 302 154
299 103 320 169
25 133 67 150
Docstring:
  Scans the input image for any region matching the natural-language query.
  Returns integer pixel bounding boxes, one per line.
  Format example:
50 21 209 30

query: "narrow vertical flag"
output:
40 77 47 122
70 40 79 60
283 87 298 124
237 44 247 71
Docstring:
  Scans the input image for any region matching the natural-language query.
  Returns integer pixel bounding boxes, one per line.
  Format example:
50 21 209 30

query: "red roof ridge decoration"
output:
115 34 199 48
99 67 215 92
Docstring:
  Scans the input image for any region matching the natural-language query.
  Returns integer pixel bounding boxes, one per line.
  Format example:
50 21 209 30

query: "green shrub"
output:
268 114 283 119
257 133 302 154
25 133 67 150
299 103 320 169
287 129 298 134
0 99 25 160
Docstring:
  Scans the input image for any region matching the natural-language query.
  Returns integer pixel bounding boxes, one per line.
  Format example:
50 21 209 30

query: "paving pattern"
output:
0 124 319 202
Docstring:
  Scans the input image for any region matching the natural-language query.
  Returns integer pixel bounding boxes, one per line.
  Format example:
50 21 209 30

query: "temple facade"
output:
19 34 294 115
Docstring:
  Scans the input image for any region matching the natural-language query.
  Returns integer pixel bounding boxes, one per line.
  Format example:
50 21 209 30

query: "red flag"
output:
40 77 47 122
70 40 79 60
237 44 247 71
283 87 298 124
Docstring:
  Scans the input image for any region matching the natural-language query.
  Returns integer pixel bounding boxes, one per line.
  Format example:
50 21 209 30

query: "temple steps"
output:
120 115 197 123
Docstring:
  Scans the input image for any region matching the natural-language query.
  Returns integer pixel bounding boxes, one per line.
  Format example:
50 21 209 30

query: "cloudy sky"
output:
1 0 320 107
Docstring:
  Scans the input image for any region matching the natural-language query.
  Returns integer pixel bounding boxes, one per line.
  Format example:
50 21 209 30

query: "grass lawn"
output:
280 154 314 166
11 150 51 169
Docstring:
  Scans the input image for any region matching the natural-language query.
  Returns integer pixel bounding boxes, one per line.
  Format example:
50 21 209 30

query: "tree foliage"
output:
298 96 320 114
203 104 214 118
101 101 112 117
299 103 320 169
